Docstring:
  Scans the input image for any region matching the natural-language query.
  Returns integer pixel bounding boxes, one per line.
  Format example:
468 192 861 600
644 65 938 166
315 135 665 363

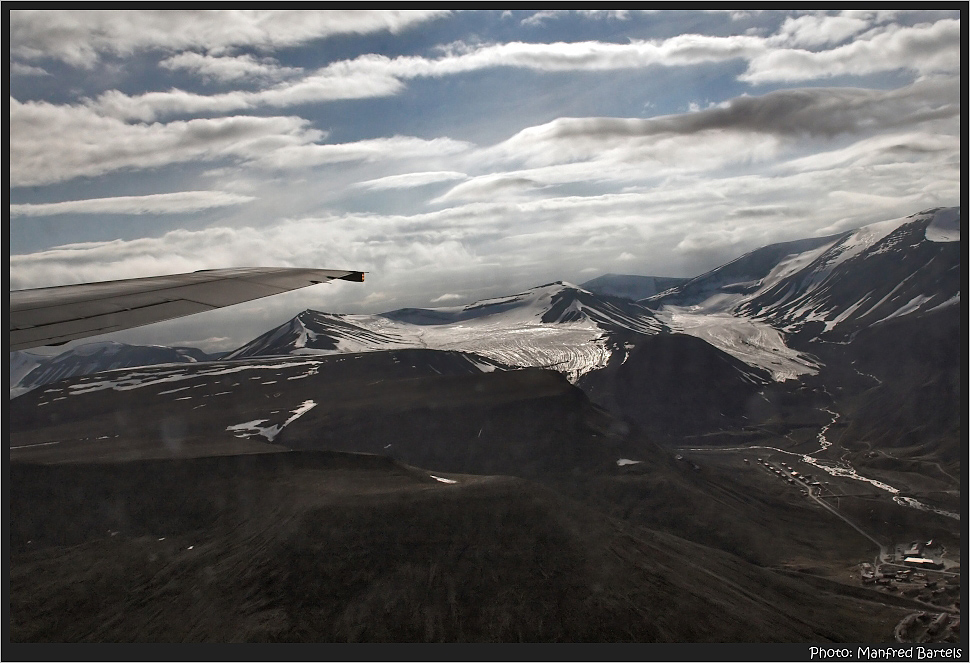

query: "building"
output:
903 557 944 570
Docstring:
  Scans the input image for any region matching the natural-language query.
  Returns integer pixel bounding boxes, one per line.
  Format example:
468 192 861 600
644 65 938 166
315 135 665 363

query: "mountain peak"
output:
651 206 960 342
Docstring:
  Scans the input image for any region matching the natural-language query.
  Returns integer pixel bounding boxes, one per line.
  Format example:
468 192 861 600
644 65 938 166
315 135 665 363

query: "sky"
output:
8 9 962 352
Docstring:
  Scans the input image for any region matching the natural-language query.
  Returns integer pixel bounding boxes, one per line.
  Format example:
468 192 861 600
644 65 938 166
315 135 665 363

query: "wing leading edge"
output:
9 267 365 351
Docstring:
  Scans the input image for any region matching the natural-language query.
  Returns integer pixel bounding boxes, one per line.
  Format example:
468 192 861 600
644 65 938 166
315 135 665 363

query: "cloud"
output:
407 15 951 88
159 52 303 83
433 175 545 203
779 131 960 174
744 19 960 82
727 205 798 219
11 62 50 76
409 36 766 74
88 66 405 122
9 98 471 185
14 13 960 129
487 117 774 171
773 12 871 47
521 11 563 27
705 10 765 22
81 37 768 121
9 9 451 67
355 171 468 190
522 10 632 27
249 136 472 171
430 293 464 303
10 139 958 316
9 98 326 186
74 15 960 123
485 79 959 170
10 191 256 217
578 10 631 20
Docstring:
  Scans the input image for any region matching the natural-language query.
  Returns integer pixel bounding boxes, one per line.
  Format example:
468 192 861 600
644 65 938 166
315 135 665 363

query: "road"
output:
759 460 889 563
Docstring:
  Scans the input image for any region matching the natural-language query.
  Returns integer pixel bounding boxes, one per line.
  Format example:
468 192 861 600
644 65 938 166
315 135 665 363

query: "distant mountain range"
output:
225 281 665 383
11 208 960 442
10 341 221 399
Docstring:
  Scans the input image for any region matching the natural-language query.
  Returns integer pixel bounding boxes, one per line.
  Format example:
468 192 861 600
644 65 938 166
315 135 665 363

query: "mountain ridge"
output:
647 208 960 344
9 341 223 399
226 281 666 383
11 207 959 405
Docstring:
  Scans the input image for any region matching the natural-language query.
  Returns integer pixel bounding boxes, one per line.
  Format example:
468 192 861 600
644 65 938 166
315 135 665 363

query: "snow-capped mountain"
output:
227 208 959 387
228 282 666 383
648 208 960 343
10 206 959 467
10 341 220 398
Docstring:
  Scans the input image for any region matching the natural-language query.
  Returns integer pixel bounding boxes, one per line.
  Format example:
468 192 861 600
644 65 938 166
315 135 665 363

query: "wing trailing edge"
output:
9 267 365 351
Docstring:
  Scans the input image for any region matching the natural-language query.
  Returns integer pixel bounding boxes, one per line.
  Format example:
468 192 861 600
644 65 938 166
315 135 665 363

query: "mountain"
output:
8 347 651 477
578 332 775 442
216 207 959 447
580 273 689 300
647 207 960 344
637 207 961 465
228 281 666 383
9 341 221 399
808 302 962 471
9 350 46 392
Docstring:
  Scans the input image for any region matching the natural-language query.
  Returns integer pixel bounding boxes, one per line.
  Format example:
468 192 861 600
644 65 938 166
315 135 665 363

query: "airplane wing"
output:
9 267 365 351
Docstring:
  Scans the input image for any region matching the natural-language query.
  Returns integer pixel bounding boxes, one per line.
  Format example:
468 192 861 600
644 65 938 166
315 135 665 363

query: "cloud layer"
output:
10 10 450 67
10 191 255 217
8 10 960 350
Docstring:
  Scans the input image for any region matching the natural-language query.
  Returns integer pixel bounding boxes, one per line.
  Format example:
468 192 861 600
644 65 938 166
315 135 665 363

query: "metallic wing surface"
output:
9 267 365 351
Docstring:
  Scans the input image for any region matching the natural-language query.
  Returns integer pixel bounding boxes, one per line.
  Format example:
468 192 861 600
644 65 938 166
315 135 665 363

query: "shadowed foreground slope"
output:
9 451 906 643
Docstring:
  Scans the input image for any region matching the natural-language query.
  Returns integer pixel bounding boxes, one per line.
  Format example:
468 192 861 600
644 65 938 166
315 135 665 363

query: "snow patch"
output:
466 357 498 373
872 294 933 325
64 359 325 396
832 214 916 265
226 418 270 433
9 386 39 400
10 440 61 450
157 385 193 395
225 400 317 442
927 294 959 313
